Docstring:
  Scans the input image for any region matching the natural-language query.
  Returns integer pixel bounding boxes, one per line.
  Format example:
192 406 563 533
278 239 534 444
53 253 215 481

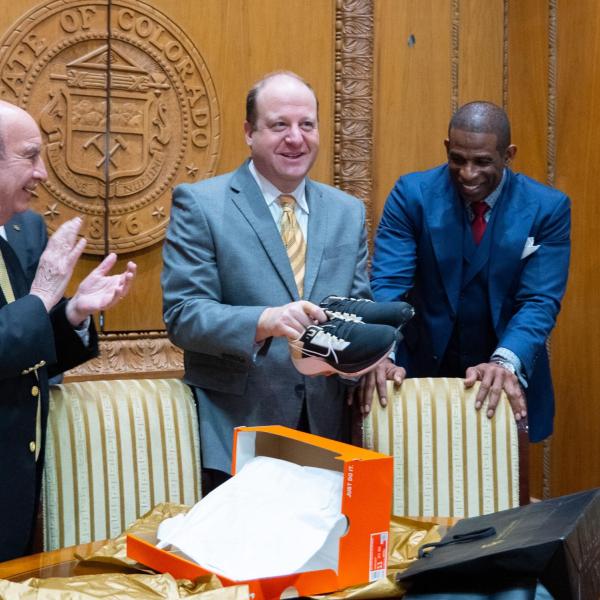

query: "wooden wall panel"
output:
509 0 600 498
372 0 452 222
103 0 335 331
0 0 335 333
136 0 335 181
372 0 505 224
550 0 600 495
507 0 548 182
458 0 504 106
507 0 549 499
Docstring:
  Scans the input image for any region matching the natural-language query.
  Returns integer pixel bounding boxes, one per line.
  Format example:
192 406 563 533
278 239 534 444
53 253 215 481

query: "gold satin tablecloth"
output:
0 503 444 599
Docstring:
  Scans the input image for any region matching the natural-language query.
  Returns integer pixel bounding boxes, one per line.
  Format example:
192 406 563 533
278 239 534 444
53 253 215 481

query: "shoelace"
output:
307 332 341 364
324 309 363 322
328 295 373 308
291 321 354 364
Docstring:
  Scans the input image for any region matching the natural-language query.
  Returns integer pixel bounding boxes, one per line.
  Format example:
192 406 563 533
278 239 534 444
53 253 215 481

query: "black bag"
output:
403 583 552 600
398 488 600 600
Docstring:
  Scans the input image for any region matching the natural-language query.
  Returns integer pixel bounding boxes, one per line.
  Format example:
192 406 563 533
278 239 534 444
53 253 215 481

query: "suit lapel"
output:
488 171 538 326
423 172 463 315
229 163 299 299
303 179 327 300
5 214 27 271
0 236 28 301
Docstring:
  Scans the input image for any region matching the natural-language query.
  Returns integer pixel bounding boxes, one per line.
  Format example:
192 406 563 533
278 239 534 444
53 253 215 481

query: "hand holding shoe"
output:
256 301 327 342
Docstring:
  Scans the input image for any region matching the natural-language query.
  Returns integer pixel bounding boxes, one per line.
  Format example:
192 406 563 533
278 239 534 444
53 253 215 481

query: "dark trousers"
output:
201 400 312 495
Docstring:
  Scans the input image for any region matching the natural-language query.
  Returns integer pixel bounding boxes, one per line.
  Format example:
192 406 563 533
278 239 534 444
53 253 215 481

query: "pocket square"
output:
521 236 540 259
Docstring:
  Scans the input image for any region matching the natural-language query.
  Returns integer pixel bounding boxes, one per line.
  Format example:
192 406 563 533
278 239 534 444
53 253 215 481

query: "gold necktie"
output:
0 247 15 304
278 194 306 297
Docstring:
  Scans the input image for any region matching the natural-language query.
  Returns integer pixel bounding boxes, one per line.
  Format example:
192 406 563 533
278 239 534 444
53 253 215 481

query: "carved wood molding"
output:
503 0 509 109
334 0 375 231
451 0 460 113
543 0 558 500
547 0 557 189
65 332 183 381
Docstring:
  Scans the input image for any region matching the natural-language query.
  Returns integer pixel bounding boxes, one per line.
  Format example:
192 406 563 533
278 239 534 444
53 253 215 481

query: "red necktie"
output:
471 201 489 245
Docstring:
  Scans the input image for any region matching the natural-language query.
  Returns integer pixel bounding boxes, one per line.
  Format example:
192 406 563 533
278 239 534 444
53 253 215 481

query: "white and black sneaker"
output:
319 295 414 329
288 318 397 377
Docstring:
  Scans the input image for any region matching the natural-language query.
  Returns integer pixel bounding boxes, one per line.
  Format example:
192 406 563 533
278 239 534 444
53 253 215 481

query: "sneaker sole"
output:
289 342 395 377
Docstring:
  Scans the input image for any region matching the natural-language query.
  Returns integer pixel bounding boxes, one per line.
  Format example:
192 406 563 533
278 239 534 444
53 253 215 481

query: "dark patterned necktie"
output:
0 243 15 303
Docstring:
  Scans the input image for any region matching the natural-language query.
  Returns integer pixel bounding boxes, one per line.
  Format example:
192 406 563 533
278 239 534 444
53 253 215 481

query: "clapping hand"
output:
30 217 87 311
66 253 136 326
29 216 137 327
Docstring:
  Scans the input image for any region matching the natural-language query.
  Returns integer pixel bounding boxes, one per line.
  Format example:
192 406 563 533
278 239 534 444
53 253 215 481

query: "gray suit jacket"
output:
162 161 371 472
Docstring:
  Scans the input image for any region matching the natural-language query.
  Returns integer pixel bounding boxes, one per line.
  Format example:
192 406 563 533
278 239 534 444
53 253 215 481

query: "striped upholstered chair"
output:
363 378 528 518
43 378 201 550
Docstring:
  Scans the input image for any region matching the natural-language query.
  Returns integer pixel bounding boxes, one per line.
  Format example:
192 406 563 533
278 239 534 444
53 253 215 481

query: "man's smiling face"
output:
0 104 48 225
244 74 319 193
444 128 515 204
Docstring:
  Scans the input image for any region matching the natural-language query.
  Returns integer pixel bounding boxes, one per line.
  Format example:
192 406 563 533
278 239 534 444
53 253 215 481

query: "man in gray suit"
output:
162 71 401 490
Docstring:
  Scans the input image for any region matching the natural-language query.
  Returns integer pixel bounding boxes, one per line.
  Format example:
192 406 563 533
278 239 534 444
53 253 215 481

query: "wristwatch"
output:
492 359 516 375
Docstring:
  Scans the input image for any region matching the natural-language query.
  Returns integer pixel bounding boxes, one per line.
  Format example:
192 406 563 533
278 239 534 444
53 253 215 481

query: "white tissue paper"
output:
156 456 347 581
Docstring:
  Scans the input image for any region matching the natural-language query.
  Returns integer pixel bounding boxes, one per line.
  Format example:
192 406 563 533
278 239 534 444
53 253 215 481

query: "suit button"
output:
31 385 39 397
295 384 305 396
29 441 36 453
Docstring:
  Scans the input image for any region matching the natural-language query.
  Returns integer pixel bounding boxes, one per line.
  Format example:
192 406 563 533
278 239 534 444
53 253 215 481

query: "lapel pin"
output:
12 224 21 231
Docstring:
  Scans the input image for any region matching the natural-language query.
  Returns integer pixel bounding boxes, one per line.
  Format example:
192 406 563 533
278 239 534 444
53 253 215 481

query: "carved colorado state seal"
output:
0 0 220 253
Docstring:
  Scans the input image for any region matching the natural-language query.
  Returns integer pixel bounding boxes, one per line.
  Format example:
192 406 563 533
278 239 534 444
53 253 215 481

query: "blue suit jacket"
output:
371 165 571 442
162 161 371 472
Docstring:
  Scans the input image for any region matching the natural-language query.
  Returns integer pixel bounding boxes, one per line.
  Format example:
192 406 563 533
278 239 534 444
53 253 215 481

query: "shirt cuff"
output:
73 316 92 347
252 340 264 362
491 347 528 388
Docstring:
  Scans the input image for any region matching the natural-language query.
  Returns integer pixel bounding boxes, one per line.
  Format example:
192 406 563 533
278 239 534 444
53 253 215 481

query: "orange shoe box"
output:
127 425 393 600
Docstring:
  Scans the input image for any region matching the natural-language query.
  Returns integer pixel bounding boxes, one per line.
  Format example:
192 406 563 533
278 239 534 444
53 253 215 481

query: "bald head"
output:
0 101 47 224
245 71 318 130
449 101 511 152
0 101 36 160
242 70 319 192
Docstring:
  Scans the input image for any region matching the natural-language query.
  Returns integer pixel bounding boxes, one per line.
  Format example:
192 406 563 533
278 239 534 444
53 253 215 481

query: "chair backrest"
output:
363 378 528 518
43 378 201 550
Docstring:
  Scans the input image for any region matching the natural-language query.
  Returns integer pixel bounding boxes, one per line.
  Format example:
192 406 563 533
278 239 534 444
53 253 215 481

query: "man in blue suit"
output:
370 101 570 442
